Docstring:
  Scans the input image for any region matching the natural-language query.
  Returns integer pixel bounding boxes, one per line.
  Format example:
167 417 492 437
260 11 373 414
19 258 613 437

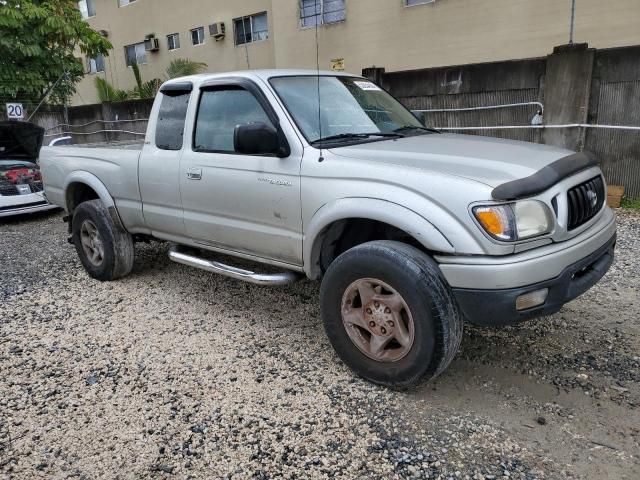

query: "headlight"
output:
513 200 552 239
473 200 552 241
473 205 516 241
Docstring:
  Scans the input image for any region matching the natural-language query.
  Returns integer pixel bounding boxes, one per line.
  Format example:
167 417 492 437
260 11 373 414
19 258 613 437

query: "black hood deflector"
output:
491 152 599 201
0 121 45 161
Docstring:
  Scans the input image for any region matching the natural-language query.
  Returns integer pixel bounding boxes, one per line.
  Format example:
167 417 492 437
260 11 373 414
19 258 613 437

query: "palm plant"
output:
94 77 129 102
94 58 207 103
130 63 162 99
165 58 208 79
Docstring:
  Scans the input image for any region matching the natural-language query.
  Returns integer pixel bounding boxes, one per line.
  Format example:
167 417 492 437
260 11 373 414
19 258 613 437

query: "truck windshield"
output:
270 76 431 145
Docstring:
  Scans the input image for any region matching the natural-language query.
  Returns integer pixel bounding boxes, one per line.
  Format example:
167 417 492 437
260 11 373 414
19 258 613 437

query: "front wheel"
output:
320 241 463 387
71 200 135 281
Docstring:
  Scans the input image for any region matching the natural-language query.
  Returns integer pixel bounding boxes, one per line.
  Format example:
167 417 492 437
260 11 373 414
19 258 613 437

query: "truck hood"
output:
329 133 575 188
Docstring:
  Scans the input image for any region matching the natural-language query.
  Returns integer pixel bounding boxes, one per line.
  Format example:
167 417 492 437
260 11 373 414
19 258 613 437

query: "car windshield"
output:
270 76 430 145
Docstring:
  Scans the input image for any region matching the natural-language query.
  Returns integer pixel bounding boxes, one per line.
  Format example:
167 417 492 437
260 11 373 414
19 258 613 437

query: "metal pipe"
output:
435 124 640 131
168 246 300 286
43 123 640 139
27 72 66 121
45 118 150 131
413 101 544 114
43 129 146 137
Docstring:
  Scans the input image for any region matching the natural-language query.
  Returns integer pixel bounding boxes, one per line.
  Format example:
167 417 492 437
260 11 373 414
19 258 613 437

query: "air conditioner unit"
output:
209 22 225 40
144 37 160 51
98 29 109 38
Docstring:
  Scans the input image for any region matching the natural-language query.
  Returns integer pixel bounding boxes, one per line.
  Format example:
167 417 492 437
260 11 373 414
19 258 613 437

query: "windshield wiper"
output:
393 125 440 134
310 132 404 145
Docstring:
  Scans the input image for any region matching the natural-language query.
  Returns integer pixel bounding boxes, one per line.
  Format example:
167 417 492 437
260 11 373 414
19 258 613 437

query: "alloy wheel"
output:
80 219 105 266
340 278 415 362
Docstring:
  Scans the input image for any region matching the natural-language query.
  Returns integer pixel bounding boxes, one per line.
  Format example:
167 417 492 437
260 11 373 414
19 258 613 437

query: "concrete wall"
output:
39 99 153 145
378 58 546 143
72 0 640 105
372 44 640 198
585 46 640 199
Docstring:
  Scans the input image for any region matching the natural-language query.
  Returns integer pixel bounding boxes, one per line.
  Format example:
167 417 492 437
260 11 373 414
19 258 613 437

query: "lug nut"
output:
369 321 376 328
374 301 380 308
387 320 394 327
380 327 387 335
384 307 391 314
366 308 372 314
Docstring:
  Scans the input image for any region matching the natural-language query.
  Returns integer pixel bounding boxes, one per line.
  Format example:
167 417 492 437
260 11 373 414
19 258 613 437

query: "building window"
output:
78 0 96 18
88 54 105 74
124 42 147 66
300 0 345 27
191 27 205 46
405 0 435 6
167 33 180 51
118 0 137 6
234 12 268 45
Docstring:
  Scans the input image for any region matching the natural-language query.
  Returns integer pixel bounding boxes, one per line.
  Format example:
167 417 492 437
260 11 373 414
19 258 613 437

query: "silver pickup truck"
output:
40 70 616 387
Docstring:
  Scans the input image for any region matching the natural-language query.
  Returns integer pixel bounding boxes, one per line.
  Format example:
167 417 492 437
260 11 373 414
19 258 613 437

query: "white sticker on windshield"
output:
353 81 382 91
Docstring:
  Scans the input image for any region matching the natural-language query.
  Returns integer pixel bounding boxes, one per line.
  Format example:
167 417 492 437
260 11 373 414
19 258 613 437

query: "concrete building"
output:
73 0 640 105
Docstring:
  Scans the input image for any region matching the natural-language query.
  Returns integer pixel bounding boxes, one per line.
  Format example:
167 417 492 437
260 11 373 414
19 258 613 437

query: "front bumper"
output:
436 207 616 289
436 209 616 327
451 233 615 326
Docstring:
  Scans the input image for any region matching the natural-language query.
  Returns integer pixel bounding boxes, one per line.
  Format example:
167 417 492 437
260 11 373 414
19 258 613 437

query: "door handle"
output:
186 168 202 180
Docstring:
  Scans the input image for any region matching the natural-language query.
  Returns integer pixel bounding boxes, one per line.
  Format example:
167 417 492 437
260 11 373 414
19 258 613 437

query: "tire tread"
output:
320 240 463 387
72 200 134 281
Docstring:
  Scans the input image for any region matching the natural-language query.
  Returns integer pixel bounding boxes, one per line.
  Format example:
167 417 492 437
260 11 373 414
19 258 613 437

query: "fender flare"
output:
303 198 455 279
63 171 125 230
64 171 115 210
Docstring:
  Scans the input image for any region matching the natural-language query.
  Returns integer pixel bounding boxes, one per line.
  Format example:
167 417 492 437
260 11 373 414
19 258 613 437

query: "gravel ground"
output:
1 210 638 479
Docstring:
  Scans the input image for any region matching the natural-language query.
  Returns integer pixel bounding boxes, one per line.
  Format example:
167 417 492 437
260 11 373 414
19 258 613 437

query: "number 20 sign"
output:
6 103 25 120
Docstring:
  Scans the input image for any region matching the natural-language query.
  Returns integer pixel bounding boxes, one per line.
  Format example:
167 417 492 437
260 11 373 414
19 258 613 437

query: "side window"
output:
155 92 190 150
194 88 274 153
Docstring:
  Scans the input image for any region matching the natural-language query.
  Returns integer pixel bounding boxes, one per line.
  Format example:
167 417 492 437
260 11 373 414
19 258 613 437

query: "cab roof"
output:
161 69 360 90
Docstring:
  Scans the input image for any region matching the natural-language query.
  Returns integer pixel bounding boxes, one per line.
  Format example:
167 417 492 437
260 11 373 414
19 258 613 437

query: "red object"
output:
4 167 41 184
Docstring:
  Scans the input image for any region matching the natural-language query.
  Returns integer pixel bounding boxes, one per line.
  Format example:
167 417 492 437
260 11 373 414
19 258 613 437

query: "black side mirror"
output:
234 122 289 157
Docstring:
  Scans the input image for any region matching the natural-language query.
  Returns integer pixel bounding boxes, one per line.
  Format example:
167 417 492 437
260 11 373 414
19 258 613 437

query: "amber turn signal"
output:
476 210 504 236
473 205 516 241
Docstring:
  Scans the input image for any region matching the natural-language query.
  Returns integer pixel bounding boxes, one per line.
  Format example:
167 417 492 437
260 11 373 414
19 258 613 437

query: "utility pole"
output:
27 71 65 122
63 71 70 125
569 0 576 44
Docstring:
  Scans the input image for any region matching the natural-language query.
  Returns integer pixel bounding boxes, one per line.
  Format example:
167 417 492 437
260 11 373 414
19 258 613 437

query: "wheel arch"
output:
64 171 125 231
304 198 455 279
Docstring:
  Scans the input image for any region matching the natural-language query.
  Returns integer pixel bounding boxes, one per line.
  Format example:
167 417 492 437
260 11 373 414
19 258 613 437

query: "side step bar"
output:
168 245 300 286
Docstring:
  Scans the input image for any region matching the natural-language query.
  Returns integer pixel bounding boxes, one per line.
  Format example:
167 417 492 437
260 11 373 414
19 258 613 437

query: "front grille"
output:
0 180 19 196
567 175 605 230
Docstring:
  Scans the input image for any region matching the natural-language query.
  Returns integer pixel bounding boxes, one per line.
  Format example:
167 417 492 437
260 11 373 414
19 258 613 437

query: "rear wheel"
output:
320 241 463 387
72 200 134 281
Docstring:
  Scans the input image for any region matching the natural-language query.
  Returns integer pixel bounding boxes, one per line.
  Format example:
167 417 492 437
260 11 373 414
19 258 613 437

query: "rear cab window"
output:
155 83 193 150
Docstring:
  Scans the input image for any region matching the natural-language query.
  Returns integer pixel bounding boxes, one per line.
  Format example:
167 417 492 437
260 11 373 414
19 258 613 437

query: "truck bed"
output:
39 144 143 228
